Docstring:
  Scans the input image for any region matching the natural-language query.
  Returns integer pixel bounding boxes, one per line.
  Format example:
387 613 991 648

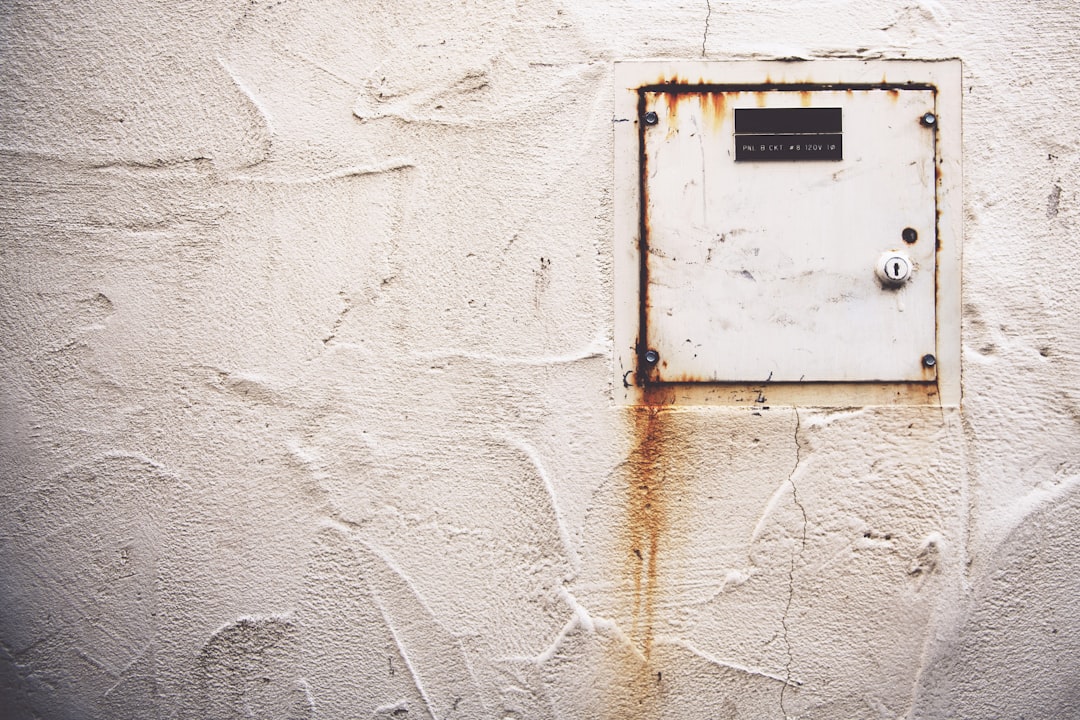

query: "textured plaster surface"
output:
1 1 1079 718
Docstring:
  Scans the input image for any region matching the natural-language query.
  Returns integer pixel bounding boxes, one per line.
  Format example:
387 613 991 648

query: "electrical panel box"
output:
614 60 961 406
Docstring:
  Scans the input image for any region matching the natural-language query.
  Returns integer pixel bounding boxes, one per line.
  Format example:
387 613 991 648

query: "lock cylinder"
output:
876 251 913 286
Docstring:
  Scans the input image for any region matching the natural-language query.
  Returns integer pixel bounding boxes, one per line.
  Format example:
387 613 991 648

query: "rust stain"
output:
649 373 699 385
656 73 688 86
932 89 942 250
887 88 900 103
603 381 681 719
932 90 943 383
701 91 728 133
662 93 678 134
626 407 664 658
799 90 813 107
655 90 732 136
623 384 677 659
638 88 652 385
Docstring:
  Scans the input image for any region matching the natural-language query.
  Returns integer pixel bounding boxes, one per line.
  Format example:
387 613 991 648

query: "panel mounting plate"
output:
614 60 961 407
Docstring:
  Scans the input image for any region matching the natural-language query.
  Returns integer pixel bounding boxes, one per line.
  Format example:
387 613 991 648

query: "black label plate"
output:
735 107 842 134
734 107 843 162
735 133 843 161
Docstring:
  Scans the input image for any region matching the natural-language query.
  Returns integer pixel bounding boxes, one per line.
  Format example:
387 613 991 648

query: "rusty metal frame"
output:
614 60 962 407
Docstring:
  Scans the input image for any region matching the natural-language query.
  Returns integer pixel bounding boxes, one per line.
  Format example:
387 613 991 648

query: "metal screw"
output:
920 112 937 127
644 111 658 126
644 349 660 365
922 354 937 368
902 227 918 244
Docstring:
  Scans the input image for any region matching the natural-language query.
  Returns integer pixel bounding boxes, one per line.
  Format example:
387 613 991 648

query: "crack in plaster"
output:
702 0 712 58
780 409 808 719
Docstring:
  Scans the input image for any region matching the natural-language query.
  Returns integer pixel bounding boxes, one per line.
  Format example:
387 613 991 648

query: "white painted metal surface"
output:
615 60 962 405
645 87 936 382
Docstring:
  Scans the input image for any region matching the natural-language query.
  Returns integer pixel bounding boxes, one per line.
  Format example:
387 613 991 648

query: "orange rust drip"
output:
657 90 732 135
701 91 727 132
663 93 679 129
624 387 674 660
611 385 681 715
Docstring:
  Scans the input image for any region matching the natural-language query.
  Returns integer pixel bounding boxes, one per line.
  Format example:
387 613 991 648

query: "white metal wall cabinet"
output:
614 60 962 407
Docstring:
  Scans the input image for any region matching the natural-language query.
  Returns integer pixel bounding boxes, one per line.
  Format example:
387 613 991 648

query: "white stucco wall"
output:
1 1 1078 718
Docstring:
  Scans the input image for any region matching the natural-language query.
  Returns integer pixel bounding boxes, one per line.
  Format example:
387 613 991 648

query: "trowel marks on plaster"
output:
198 615 314 719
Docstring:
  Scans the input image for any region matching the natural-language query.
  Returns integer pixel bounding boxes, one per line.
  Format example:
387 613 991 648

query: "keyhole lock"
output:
876 251 913 286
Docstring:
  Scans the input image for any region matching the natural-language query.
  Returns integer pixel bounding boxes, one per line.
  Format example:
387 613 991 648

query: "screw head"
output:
922 354 937 368
902 227 918 244
644 111 659 126
920 112 937 127
644 349 660 365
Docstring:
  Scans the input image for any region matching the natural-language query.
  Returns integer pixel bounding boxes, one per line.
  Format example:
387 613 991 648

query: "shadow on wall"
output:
911 481 1080 719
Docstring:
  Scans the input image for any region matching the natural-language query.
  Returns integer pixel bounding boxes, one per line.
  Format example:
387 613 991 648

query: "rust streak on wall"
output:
626 405 663 659
610 383 682 718
702 91 728 133
623 385 677 661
